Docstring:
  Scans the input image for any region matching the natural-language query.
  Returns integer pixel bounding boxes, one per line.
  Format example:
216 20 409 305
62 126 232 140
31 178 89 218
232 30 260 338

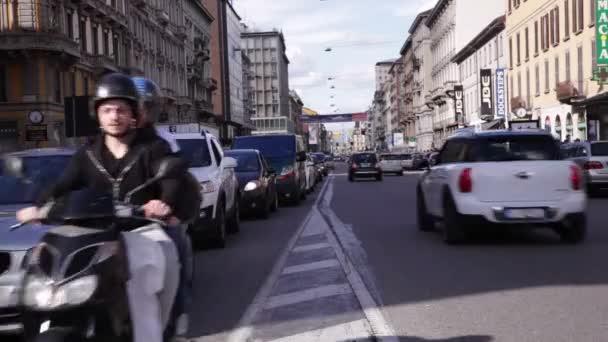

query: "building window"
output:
516 33 521 65
591 0 597 25
577 45 583 92
113 36 119 64
577 0 584 31
0 65 6 102
540 17 546 51
92 25 99 55
526 67 531 107
573 0 584 32
79 18 87 51
83 76 89 95
565 50 571 81
544 13 550 50
550 8 555 45
553 7 560 45
104 31 110 56
545 59 550 93
517 71 522 97
555 56 560 87
66 12 74 39
535 63 540 96
592 40 597 73
509 37 513 68
54 69 61 103
525 27 529 60
499 34 504 56
564 0 570 39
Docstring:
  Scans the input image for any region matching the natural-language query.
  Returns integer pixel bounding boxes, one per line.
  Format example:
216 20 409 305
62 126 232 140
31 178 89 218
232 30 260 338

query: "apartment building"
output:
507 0 602 141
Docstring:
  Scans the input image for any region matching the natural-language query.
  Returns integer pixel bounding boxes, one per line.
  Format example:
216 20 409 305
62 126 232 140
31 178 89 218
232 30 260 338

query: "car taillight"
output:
570 165 582 190
584 161 604 170
458 168 472 193
351 164 358 169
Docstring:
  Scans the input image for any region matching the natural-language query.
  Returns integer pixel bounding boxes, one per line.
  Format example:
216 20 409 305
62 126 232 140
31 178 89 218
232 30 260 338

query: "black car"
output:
225 149 279 219
348 152 382 182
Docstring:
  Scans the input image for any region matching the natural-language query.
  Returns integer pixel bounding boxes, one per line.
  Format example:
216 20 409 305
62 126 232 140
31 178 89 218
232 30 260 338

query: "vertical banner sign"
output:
597 0 608 66
480 69 494 119
453 85 465 126
309 124 319 145
495 68 507 118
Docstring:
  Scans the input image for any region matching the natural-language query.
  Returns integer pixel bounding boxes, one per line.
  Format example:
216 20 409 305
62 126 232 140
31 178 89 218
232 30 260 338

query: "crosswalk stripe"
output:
281 259 341 275
264 284 352 310
292 242 332 253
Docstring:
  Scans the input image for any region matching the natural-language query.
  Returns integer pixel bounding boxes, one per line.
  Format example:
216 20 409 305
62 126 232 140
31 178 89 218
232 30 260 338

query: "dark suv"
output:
348 152 382 182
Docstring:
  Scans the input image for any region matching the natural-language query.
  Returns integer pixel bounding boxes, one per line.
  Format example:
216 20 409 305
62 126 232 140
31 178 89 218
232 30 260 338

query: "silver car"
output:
0 148 74 333
561 141 608 193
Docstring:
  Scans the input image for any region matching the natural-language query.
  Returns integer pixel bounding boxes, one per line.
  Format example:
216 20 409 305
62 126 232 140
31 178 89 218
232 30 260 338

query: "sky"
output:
232 0 437 135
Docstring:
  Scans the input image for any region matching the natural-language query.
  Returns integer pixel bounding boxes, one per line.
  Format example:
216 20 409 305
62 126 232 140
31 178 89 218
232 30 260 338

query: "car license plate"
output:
504 208 545 220
361 163 371 167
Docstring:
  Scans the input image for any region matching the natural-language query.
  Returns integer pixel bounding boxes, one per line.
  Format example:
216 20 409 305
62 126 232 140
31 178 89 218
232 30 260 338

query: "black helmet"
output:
92 73 141 120
131 76 163 122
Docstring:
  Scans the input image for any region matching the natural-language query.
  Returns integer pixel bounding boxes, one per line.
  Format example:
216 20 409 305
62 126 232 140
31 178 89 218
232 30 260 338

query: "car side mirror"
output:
224 156 238 169
2 156 25 179
267 167 276 175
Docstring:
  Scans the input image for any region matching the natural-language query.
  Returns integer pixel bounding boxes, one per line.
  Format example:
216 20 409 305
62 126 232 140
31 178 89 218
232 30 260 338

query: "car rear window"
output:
399 154 412 160
380 154 399 161
591 142 608 156
468 135 560 162
353 154 377 163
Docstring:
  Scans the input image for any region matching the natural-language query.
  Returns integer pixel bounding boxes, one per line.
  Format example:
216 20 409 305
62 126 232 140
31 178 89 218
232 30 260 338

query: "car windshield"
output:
176 139 212 167
226 152 260 172
399 154 412 160
233 136 295 158
352 154 377 163
469 136 560 162
0 155 72 204
380 154 400 161
591 142 608 156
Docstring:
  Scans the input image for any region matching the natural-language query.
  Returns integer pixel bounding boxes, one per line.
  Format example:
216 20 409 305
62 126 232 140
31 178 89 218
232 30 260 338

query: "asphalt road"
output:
330 163 608 342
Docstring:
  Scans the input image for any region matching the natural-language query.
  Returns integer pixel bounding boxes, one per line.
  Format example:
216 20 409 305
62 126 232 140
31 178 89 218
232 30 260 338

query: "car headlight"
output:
244 181 260 191
23 275 98 309
201 181 217 194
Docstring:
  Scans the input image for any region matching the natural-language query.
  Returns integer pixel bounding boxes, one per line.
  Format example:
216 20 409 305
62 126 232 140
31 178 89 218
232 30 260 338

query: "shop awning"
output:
575 91 608 106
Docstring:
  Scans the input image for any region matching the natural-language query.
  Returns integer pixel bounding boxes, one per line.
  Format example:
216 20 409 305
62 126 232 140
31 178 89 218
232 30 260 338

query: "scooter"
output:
3 156 183 342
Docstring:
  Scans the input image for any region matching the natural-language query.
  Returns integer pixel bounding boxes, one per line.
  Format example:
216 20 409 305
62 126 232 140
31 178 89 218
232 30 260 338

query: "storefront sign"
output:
25 124 48 142
597 0 608 65
453 85 465 126
480 69 494 118
495 68 507 118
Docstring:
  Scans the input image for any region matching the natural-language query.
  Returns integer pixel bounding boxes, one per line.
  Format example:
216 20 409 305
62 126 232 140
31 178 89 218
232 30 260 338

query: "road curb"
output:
318 175 399 342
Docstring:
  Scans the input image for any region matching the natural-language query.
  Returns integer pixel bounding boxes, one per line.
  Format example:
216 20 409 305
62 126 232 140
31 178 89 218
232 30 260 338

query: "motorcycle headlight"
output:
201 181 217 194
244 181 260 191
23 275 98 309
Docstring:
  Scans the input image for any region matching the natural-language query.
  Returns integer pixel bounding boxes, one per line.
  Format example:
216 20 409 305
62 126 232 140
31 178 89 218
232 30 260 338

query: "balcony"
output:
194 98 213 113
0 30 80 61
161 87 176 101
201 77 217 91
81 0 128 29
175 25 187 40
413 58 421 70
195 46 210 61
187 64 202 80
89 54 119 74
156 8 169 26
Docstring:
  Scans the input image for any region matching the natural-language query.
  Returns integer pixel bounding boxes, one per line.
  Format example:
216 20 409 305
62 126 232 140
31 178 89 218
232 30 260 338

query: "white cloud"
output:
394 0 438 18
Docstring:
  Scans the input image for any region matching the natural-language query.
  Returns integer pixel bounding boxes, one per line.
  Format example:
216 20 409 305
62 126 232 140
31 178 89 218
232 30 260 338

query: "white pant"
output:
122 224 180 342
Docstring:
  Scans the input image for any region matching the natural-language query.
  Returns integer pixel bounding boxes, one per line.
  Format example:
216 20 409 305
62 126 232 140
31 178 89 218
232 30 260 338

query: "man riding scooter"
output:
16 72 191 342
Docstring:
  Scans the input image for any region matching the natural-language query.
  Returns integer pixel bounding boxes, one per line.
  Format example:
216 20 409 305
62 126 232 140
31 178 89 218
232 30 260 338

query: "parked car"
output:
417 130 587 244
311 152 328 177
165 130 240 248
379 154 405 176
0 148 75 333
225 149 278 219
324 153 335 170
412 153 429 170
233 134 307 205
561 140 608 194
349 152 382 182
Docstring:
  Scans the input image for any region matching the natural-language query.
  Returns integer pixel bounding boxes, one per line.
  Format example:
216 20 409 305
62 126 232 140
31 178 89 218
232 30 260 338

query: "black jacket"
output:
36 131 187 220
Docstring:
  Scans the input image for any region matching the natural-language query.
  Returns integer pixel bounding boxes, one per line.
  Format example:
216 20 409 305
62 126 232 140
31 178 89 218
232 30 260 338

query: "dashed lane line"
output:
264 284 352 310
267 319 371 342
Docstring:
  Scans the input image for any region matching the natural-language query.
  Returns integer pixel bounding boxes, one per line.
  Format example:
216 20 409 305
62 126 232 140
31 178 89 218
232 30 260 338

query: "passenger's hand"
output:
16 207 40 223
142 200 172 219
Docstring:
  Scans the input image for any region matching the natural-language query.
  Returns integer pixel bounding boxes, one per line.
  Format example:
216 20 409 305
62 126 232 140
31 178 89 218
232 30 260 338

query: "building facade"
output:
241 51 254 131
0 0 215 152
426 0 505 148
452 15 508 130
288 90 304 134
410 10 434 152
400 37 416 146
506 0 601 141
241 30 291 132
388 60 404 142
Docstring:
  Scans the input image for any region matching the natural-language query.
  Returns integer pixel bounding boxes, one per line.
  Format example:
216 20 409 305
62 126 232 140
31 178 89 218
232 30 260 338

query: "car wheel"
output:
557 214 586 244
227 196 240 234
214 203 227 248
399 170 404 176
348 175 354 182
443 194 466 244
291 190 301 206
416 185 434 232
259 194 271 219
376 174 383 181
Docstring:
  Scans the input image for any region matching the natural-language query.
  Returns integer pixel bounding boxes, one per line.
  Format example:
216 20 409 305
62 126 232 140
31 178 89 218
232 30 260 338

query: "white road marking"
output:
264 284 352 310
292 242 332 253
281 259 341 275
319 176 399 342
225 179 332 342
268 319 371 342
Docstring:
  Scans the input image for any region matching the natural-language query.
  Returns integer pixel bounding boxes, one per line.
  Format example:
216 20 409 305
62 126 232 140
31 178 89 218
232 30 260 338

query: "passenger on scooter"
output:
16 72 184 342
